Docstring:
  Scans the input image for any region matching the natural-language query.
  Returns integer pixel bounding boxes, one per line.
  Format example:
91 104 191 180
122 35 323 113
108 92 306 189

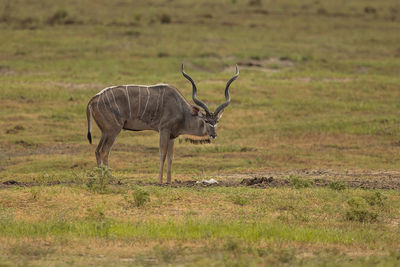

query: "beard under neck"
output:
180 134 211 144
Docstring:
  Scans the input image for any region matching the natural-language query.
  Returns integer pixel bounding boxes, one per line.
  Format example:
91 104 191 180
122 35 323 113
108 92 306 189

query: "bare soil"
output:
136 169 400 190
2 169 400 190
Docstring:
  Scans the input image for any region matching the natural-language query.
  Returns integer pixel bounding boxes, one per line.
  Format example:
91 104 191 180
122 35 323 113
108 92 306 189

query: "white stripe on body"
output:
153 89 161 119
88 106 92 131
102 96 121 126
124 83 167 88
97 95 100 114
96 84 166 97
137 87 142 116
110 90 121 115
158 88 166 129
105 92 121 124
95 84 167 120
96 86 117 96
125 86 132 118
140 87 151 120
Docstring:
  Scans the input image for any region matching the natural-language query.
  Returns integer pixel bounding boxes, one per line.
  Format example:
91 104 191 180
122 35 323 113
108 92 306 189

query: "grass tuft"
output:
230 195 249 206
86 166 115 193
345 197 378 223
329 181 348 191
160 13 171 24
362 192 386 207
124 186 151 207
289 176 313 189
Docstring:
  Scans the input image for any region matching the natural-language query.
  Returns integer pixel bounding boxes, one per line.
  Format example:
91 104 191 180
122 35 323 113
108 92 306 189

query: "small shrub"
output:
329 181 348 191
86 166 115 193
134 14 142 22
124 186 150 207
160 13 171 24
248 0 262 6
345 197 378 222
346 208 378 223
364 6 377 14
289 176 313 189
363 192 385 207
0 1 12 23
46 9 79 25
46 10 68 25
157 52 169 57
317 8 327 15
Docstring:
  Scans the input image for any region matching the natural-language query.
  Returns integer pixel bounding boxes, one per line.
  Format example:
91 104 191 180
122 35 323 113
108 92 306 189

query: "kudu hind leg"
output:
99 130 120 167
95 134 106 167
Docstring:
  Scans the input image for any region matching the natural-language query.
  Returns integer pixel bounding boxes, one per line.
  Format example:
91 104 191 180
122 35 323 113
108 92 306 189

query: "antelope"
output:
86 64 239 183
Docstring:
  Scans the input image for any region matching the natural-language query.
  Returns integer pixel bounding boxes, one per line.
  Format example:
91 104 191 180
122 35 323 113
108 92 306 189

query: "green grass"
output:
0 185 399 265
0 216 392 244
1 0 400 265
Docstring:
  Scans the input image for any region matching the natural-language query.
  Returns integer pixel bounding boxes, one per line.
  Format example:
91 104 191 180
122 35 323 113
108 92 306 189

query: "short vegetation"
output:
86 166 115 193
345 192 386 223
0 0 400 265
124 186 151 207
289 175 313 189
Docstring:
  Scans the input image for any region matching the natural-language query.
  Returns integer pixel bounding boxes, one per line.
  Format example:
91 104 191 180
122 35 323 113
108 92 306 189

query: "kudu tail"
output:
86 103 92 144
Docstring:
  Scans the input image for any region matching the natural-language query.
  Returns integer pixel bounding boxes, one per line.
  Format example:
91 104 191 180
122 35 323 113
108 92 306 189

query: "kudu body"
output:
86 65 239 183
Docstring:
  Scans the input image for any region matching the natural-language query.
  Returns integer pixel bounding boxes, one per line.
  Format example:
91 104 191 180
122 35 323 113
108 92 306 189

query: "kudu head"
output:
181 64 239 140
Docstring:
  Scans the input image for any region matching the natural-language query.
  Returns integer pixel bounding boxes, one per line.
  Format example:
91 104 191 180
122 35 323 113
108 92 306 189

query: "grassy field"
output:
1 0 400 265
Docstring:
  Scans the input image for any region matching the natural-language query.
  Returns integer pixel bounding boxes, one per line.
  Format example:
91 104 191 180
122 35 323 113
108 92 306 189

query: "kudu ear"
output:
191 106 200 116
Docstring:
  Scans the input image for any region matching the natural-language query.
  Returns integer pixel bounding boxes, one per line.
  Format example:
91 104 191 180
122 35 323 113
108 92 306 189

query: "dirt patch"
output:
133 170 400 190
2 180 19 185
230 57 294 74
0 180 65 188
290 77 354 83
5 125 25 134
135 180 231 188
239 176 400 190
2 169 400 191
240 176 289 187
230 169 400 190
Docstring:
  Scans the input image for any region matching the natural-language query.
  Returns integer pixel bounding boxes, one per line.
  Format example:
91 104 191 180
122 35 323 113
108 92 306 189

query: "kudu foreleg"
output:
159 131 171 183
166 139 174 183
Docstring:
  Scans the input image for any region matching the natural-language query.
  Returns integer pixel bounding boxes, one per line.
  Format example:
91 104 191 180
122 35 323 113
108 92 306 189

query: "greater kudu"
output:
86 65 239 183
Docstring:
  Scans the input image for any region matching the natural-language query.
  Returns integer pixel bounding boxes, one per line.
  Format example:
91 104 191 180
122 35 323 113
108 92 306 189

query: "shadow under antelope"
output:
86 64 239 183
